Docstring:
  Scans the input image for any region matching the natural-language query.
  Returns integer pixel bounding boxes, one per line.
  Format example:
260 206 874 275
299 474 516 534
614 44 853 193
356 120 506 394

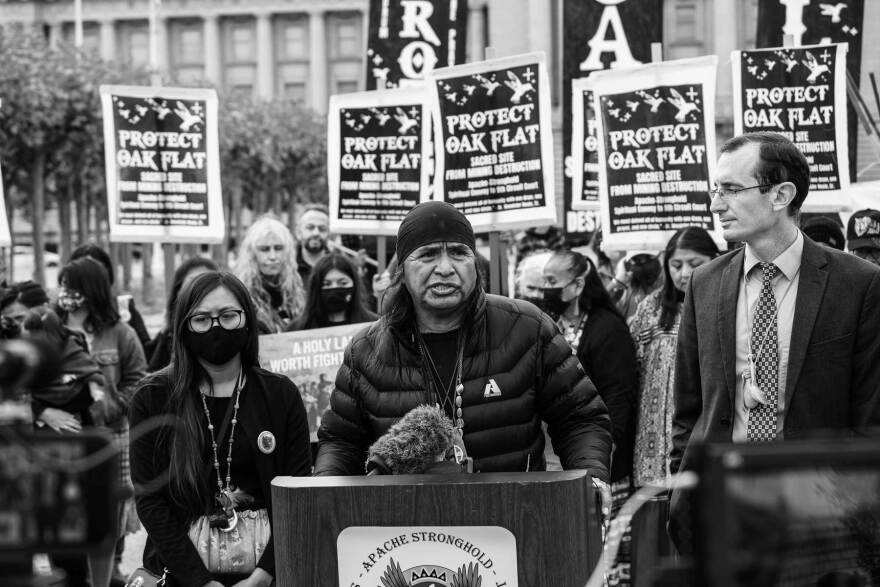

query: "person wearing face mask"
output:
233 215 306 334
288 252 377 331
629 227 720 487
542 250 638 487
56 257 148 587
130 272 311 587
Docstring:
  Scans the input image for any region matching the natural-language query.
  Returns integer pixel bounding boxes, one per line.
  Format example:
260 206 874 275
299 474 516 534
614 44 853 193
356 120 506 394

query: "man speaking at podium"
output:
314 201 612 493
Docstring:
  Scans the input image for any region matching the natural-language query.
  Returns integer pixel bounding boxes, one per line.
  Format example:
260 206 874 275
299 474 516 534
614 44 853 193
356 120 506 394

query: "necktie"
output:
747 262 779 442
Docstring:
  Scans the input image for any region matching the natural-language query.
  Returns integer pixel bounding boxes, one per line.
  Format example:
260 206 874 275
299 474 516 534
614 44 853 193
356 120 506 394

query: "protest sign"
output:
0 162 11 248
591 56 722 251
366 0 468 90
99 85 223 243
430 52 556 232
260 322 372 441
571 78 600 211
757 0 864 181
327 87 433 236
733 44 849 211
563 0 663 238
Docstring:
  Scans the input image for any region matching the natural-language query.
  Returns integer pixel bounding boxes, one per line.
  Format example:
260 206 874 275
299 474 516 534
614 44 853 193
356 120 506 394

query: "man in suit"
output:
669 132 880 552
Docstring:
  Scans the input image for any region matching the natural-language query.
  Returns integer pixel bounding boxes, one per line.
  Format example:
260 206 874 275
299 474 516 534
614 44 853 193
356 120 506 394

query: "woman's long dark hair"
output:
152 271 260 518
294 252 373 330
659 227 720 330
164 257 219 328
58 257 119 334
548 249 622 319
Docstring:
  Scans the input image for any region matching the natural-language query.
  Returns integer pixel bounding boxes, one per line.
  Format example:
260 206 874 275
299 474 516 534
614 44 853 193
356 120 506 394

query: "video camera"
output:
0 339 119 559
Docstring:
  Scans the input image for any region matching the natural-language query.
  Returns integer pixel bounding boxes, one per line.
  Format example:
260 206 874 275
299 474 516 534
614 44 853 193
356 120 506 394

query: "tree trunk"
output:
31 149 46 284
233 186 243 251
59 180 74 263
76 182 90 246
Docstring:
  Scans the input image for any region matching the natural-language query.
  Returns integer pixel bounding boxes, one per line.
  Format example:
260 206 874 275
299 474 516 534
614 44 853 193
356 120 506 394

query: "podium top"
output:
272 470 590 489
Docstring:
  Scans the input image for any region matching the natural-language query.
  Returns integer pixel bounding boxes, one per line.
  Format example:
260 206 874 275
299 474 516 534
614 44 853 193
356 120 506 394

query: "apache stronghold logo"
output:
337 527 518 587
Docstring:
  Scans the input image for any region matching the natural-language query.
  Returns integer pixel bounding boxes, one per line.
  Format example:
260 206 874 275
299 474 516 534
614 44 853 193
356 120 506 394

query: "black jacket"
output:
314 293 612 481
574 305 638 483
130 367 312 586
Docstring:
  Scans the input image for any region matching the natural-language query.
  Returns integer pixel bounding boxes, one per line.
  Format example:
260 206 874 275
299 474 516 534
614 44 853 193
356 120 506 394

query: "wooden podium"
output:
272 471 602 586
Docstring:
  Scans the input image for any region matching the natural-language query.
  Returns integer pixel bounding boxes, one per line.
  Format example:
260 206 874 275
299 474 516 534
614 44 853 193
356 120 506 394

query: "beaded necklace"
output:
199 368 245 532
417 330 465 435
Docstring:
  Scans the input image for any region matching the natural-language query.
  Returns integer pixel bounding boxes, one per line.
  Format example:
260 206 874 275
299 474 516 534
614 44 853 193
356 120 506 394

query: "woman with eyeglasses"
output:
288 252 377 331
233 215 306 334
130 271 311 587
56 257 148 587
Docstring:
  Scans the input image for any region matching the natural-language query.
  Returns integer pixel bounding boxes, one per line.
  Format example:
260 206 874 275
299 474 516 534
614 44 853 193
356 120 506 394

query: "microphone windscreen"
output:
366 404 456 474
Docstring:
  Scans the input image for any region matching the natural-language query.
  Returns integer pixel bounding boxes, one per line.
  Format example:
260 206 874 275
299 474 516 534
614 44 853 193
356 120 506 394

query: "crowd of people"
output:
4 132 880 586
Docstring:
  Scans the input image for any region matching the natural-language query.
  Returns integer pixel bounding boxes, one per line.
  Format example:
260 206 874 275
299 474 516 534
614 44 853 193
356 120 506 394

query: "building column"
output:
256 12 274 99
712 0 737 120
309 10 328 113
99 18 116 62
527 0 550 54
467 3 485 61
156 15 171 73
203 14 221 84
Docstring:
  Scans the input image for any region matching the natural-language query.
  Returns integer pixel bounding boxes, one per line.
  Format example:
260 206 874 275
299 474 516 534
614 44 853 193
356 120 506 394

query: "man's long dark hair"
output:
57 257 119 334
659 227 720 331
147 271 260 519
294 252 374 330
548 249 622 319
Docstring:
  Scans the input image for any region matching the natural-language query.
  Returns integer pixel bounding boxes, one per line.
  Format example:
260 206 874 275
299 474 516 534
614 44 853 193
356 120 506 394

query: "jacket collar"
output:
392 289 489 355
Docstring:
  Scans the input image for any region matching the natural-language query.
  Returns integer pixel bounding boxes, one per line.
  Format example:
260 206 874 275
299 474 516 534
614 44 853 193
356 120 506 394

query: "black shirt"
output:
420 329 461 418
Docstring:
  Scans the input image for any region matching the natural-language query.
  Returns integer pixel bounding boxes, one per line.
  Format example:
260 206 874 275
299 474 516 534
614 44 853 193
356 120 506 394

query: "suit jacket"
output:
671 236 880 475
668 236 880 554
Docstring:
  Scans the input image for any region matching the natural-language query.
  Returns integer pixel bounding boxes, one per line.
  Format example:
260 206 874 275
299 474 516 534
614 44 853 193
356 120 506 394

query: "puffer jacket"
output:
314 292 612 482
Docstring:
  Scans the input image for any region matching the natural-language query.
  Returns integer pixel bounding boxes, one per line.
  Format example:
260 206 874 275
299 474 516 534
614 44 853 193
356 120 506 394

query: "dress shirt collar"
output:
743 230 804 280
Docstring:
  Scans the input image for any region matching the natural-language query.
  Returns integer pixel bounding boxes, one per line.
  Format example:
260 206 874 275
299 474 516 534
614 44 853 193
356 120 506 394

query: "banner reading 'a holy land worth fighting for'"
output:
99 86 224 244
429 52 556 232
733 43 849 211
366 0 468 90
260 323 372 442
591 56 722 252
563 0 663 237
327 87 433 236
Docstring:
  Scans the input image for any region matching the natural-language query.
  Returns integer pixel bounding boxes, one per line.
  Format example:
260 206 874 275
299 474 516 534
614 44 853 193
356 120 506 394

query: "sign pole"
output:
480 46 505 296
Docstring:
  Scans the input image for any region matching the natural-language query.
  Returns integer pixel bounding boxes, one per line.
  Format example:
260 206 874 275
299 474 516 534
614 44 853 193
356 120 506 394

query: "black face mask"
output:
541 288 570 320
182 325 249 366
321 287 353 314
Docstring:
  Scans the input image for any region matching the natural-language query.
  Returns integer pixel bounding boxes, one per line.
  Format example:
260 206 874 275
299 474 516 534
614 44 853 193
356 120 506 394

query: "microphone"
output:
366 404 469 475
0 338 62 393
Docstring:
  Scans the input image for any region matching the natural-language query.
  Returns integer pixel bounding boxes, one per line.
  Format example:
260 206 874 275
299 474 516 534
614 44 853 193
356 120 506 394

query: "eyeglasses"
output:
187 309 245 333
708 183 775 200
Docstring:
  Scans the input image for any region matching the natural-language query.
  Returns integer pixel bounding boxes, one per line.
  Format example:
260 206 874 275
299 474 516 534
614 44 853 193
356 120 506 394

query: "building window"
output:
170 20 204 83
335 80 358 94
118 22 150 68
329 13 362 59
674 3 698 43
228 21 256 63
283 81 307 102
277 17 308 59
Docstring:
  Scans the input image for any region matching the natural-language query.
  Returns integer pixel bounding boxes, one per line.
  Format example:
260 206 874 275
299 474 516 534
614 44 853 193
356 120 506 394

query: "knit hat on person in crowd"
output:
802 216 845 251
847 209 880 251
396 201 476 262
